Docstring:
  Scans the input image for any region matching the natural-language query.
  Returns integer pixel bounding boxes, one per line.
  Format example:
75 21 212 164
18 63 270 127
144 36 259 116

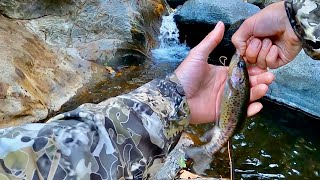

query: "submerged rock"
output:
174 0 259 64
0 0 166 127
266 51 320 118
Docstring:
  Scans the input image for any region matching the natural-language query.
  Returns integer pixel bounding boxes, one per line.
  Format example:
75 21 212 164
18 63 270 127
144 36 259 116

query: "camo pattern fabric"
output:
285 0 320 59
0 73 189 180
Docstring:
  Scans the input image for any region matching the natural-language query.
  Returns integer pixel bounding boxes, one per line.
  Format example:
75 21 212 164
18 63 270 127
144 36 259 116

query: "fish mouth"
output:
229 54 241 73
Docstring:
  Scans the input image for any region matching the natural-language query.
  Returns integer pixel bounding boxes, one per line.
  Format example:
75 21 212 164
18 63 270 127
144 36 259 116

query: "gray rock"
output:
266 51 320 118
0 0 74 19
175 0 260 25
16 0 161 66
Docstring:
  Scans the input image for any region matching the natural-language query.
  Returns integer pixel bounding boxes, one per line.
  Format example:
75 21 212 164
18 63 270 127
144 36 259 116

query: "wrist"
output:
283 0 300 43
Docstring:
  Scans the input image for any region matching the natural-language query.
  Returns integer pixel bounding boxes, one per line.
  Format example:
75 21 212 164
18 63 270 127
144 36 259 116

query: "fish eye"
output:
237 60 246 68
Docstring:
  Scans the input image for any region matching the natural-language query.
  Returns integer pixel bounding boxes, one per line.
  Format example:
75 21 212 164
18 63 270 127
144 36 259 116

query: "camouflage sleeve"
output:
0 73 189 180
285 0 320 59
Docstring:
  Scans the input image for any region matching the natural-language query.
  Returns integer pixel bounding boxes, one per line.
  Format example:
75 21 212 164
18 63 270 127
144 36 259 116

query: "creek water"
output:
232 100 320 179
190 99 320 179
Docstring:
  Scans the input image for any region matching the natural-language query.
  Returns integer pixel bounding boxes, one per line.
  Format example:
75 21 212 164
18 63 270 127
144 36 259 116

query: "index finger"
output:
247 65 267 76
232 19 254 56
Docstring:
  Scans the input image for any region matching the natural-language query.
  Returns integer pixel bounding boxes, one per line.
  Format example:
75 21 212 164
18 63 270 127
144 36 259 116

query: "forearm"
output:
285 0 320 59
118 73 190 138
0 73 190 179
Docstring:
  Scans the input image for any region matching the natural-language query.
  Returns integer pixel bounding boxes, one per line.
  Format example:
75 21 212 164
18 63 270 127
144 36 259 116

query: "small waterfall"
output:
151 12 190 62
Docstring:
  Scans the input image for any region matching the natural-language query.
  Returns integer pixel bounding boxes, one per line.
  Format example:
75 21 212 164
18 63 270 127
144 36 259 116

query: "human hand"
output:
232 1 302 69
175 21 274 124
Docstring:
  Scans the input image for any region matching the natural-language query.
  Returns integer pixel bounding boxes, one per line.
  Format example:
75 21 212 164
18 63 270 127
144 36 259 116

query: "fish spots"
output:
208 54 250 156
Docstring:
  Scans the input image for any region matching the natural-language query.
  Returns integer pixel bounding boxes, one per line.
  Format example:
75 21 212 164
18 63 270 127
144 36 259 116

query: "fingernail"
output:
250 39 260 49
256 103 263 110
216 21 222 28
262 39 271 48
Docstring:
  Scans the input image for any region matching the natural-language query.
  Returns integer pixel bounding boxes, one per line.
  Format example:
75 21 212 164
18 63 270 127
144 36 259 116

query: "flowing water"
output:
232 100 320 179
151 11 190 63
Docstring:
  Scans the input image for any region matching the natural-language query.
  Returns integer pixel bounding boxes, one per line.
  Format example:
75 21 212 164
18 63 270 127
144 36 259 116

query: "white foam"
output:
151 12 190 63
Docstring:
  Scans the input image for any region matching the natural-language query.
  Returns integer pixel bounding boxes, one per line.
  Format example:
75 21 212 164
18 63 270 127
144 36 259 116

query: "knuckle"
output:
242 18 252 30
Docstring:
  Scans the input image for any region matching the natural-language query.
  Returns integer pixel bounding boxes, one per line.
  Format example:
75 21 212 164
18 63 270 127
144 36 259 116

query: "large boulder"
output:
13 0 165 67
266 51 320 118
175 0 259 25
0 15 106 127
0 0 167 127
0 0 73 19
174 0 260 64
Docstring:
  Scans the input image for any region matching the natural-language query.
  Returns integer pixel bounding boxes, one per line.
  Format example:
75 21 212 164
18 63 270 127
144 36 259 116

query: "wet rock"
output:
174 0 259 65
166 0 188 8
266 51 320 118
0 0 166 127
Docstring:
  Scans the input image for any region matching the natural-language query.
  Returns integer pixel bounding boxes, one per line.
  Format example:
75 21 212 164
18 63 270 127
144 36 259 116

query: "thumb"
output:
191 21 225 57
232 19 254 56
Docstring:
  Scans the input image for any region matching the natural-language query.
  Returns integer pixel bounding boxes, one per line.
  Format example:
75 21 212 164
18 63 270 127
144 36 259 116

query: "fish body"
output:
186 54 250 174
145 54 250 179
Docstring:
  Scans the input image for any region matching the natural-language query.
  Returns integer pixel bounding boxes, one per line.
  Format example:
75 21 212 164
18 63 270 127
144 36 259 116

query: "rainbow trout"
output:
145 54 250 179
186 53 250 175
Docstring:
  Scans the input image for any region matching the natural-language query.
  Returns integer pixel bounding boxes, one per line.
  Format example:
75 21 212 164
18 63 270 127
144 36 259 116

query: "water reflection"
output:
232 99 320 179
189 98 320 179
